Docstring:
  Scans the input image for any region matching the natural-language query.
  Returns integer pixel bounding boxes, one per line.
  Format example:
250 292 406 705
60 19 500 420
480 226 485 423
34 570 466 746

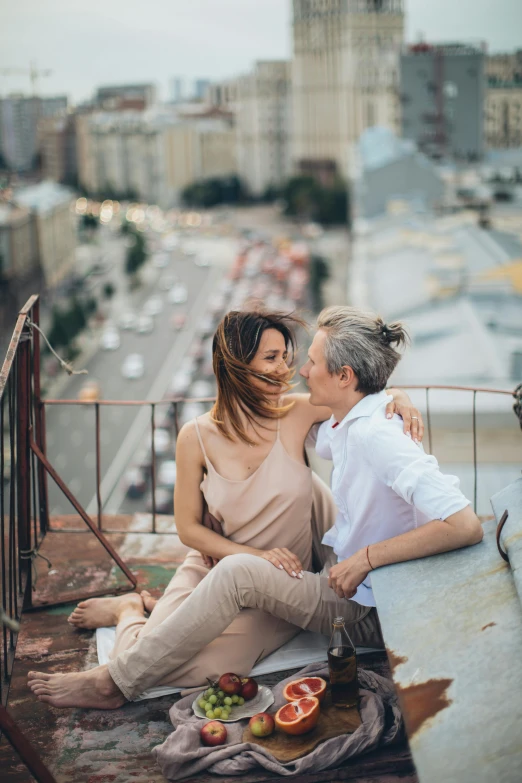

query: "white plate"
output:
192 685 274 723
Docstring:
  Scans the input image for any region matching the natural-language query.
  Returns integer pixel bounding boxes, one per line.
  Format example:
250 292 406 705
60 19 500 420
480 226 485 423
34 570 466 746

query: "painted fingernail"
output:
414 438 419 444
386 413 392 419
279 564 284 569
291 571 297 577
298 572 304 579
406 431 411 438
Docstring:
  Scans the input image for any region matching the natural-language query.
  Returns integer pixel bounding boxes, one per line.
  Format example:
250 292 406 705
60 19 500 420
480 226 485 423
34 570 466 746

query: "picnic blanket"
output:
152 662 404 780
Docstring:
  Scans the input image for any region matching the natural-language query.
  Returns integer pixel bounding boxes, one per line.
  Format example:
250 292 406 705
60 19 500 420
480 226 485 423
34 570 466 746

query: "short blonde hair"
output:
317 306 408 394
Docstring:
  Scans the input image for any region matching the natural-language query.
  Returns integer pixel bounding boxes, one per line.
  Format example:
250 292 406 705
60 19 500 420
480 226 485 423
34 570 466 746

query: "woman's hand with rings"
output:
385 398 425 443
259 548 304 578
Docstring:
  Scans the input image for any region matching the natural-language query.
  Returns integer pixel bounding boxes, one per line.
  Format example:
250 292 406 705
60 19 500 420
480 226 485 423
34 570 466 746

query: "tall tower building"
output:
292 0 404 182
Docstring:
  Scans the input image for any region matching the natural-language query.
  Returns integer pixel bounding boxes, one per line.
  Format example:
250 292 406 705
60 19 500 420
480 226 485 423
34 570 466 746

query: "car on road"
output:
157 460 176 489
197 314 214 337
136 314 154 334
146 487 173 515
100 327 120 351
78 380 101 401
169 370 191 396
163 233 179 250
153 428 171 456
180 401 207 426
119 311 137 330
152 253 169 268
168 284 188 304
121 353 144 379
159 273 177 291
188 338 204 361
143 296 163 316
189 380 214 399
194 255 210 267
124 467 147 499
171 312 186 331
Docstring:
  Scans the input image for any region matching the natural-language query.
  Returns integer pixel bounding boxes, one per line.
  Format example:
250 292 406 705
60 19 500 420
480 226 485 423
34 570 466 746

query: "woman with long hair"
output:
61 306 422 693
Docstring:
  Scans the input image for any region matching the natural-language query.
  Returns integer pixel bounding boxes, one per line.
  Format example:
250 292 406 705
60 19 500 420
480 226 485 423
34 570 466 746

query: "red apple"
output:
218 672 242 696
249 712 275 738
241 677 259 701
200 720 228 747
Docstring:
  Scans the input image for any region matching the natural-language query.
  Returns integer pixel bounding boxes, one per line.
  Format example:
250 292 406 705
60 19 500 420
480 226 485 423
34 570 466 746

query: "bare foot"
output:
140 590 158 613
28 665 126 709
68 593 144 629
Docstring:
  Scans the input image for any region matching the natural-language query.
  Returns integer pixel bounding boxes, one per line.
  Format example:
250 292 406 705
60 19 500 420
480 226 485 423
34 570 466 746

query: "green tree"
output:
48 306 70 350
281 175 350 227
81 214 98 231
309 254 330 312
125 234 146 277
103 282 116 299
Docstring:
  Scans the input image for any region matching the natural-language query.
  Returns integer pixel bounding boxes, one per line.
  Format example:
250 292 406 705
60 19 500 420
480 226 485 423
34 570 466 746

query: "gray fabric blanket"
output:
152 662 404 780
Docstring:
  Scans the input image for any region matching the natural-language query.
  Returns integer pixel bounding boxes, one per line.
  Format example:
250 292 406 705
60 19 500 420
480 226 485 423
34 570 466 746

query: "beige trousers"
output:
108 553 383 701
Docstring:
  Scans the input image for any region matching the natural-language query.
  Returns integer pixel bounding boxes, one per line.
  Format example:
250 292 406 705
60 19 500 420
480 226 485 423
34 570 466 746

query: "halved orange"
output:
283 676 327 703
275 696 320 735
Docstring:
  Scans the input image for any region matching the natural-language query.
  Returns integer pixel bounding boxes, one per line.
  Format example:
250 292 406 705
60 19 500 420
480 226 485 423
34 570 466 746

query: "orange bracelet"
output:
366 545 374 571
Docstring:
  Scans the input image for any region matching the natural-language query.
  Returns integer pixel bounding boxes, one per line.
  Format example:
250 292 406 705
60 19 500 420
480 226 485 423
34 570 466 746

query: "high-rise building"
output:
194 79 211 101
292 0 404 183
77 108 236 206
0 94 68 172
38 113 78 185
14 181 75 288
95 83 156 110
77 110 172 206
170 77 184 104
400 43 485 161
164 118 237 194
207 78 238 112
236 61 292 196
485 50 522 148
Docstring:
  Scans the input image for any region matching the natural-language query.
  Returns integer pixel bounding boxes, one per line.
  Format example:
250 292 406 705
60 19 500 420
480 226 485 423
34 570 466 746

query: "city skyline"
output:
2 0 522 104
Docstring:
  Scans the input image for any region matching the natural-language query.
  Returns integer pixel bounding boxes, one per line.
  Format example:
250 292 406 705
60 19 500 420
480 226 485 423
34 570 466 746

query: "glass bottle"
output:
327 616 358 708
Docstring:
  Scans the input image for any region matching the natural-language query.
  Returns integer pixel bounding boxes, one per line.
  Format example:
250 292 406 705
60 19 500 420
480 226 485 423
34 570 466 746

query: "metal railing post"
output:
16 325 32 607
31 299 49 533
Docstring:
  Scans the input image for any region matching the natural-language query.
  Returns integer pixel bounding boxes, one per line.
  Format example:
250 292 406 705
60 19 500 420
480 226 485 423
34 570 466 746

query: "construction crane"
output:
0 61 52 95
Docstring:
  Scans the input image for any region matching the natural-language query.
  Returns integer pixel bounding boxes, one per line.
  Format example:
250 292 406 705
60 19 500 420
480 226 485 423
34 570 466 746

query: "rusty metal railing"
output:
401 385 518 513
42 396 215 533
41 385 519 536
0 296 47 707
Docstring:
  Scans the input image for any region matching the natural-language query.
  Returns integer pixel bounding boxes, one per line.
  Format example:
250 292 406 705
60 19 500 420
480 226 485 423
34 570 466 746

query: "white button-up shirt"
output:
314 390 470 607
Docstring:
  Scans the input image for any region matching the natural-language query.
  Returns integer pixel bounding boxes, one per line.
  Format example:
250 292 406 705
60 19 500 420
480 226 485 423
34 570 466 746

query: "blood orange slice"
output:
275 696 320 735
283 676 327 703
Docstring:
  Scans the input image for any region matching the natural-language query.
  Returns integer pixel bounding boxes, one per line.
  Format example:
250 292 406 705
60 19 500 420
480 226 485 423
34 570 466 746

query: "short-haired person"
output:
28 306 481 709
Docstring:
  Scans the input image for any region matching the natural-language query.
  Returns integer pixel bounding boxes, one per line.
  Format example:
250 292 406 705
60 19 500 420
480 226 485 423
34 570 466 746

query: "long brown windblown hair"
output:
210 307 306 445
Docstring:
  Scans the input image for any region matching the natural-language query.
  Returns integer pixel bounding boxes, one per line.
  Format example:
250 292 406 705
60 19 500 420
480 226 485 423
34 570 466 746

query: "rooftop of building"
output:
359 208 522 389
14 180 74 214
0 201 31 226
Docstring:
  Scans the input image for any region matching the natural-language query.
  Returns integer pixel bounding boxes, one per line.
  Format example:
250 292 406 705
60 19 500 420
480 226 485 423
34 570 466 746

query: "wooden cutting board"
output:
242 692 361 762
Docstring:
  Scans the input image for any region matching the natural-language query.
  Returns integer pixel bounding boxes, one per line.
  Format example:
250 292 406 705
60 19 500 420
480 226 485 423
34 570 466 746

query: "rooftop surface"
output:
1 514 417 783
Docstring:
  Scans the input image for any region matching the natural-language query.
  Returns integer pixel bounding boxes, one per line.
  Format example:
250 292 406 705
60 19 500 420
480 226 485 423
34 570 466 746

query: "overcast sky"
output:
1 0 521 103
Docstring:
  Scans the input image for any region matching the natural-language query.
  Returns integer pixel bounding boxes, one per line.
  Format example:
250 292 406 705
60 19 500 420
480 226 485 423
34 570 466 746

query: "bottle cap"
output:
333 616 345 625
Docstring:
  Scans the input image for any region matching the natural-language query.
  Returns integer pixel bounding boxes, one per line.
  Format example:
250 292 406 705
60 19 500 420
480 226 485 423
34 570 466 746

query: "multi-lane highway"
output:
45 236 229 517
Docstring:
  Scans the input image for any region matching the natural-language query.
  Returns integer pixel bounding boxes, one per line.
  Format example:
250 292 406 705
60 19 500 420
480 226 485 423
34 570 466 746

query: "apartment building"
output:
164 118 237 193
400 43 485 161
236 60 292 196
292 0 404 182
0 94 68 172
15 181 75 288
485 50 522 148
38 113 78 184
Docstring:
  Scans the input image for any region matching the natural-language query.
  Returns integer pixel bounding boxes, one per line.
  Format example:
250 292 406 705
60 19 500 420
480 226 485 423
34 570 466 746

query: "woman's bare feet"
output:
140 590 158 613
28 665 126 709
68 593 144 629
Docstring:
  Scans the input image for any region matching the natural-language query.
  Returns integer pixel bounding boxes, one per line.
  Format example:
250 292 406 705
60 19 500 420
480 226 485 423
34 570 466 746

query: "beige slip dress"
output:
111 415 337 687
